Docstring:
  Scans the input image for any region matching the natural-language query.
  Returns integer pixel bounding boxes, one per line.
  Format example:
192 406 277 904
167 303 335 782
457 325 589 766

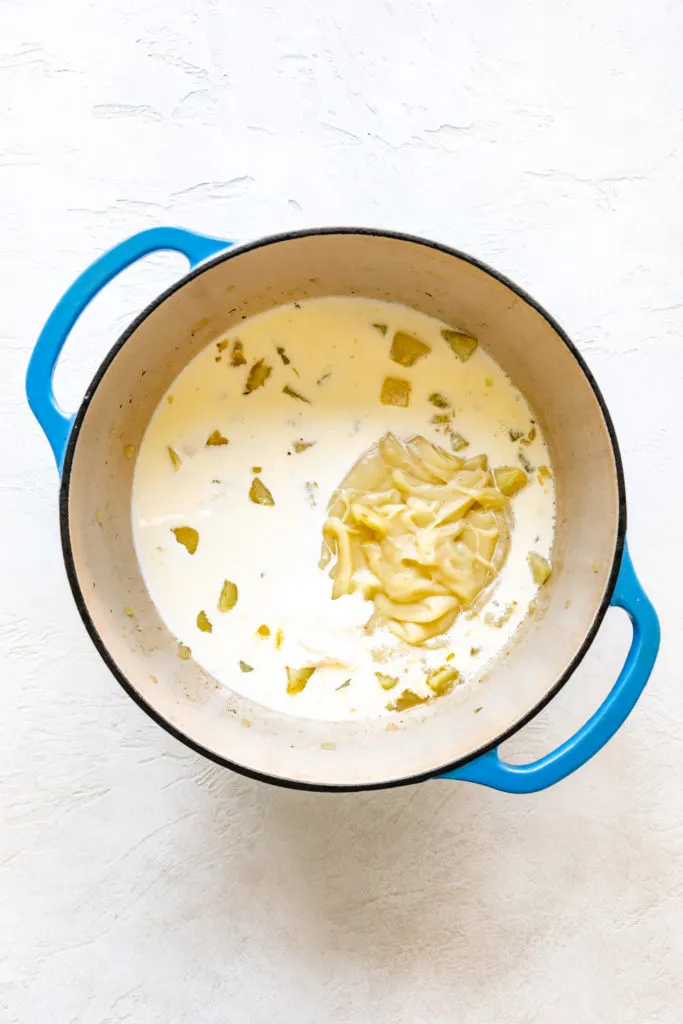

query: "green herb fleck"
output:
282 384 311 404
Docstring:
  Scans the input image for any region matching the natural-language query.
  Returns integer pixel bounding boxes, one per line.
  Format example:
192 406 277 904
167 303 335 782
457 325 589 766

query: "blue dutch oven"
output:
27 227 660 791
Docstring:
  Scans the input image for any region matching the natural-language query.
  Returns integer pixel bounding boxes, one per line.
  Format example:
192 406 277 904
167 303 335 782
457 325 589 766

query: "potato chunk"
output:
286 666 315 695
249 478 275 505
441 328 478 362
528 552 552 585
390 331 431 367
172 526 199 554
494 466 528 496
380 377 411 407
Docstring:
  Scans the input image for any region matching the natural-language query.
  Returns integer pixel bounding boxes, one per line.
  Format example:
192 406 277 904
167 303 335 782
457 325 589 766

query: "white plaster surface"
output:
1 1 682 1021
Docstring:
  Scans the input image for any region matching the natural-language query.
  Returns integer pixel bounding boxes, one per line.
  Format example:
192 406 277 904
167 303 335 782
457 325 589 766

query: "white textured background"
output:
2 1 682 1021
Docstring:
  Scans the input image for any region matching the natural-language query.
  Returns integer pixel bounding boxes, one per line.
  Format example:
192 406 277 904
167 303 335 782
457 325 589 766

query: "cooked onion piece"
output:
321 433 524 645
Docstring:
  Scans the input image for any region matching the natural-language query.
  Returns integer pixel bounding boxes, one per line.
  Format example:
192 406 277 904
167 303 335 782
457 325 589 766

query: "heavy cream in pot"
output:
132 297 555 721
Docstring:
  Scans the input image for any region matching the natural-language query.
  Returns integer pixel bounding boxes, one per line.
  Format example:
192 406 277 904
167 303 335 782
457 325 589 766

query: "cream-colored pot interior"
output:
62 230 623 789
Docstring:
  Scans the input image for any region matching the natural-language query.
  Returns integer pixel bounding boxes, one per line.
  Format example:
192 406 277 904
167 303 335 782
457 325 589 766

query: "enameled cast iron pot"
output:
27 227 660 792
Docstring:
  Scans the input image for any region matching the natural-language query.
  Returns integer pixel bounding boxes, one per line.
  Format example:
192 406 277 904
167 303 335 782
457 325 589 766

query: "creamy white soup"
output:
132 297 555 721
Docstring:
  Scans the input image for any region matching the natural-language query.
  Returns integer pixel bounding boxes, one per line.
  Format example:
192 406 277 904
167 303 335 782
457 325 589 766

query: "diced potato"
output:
464 454 488 471
376 672 399 690
386 689 430 712
168 445 182 470
426 664 460 696
390 331 431 367
206 430 228 446
196 610 213 633
380 377 411 407
218 580 238 613
244 359 272 394
449 431 469 452
231 340 247 366
282 384 311 403
172 526 199 554
249 477 275 505
528 551 552 585
441 328 478 362
286 666 315 695
494 466 528 496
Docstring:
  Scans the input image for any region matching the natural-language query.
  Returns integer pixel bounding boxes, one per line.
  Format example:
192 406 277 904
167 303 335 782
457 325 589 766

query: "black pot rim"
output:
59 226 627 793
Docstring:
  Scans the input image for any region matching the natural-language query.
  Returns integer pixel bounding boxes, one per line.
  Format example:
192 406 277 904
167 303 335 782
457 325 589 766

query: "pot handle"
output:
26 227 230 472
441 543 659 792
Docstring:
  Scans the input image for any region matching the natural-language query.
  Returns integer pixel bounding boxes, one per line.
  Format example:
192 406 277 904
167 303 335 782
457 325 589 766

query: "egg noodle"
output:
321 433 524 645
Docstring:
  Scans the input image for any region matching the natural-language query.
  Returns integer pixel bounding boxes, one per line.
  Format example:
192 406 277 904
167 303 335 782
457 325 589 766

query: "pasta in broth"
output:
321 432 527 645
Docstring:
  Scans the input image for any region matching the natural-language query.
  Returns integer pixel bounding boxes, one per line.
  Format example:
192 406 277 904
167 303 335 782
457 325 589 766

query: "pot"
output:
26 227 659 792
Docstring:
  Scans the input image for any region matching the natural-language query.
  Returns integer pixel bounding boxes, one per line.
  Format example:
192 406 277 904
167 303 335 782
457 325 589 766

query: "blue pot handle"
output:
26 227 231 472
442 543 659 792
